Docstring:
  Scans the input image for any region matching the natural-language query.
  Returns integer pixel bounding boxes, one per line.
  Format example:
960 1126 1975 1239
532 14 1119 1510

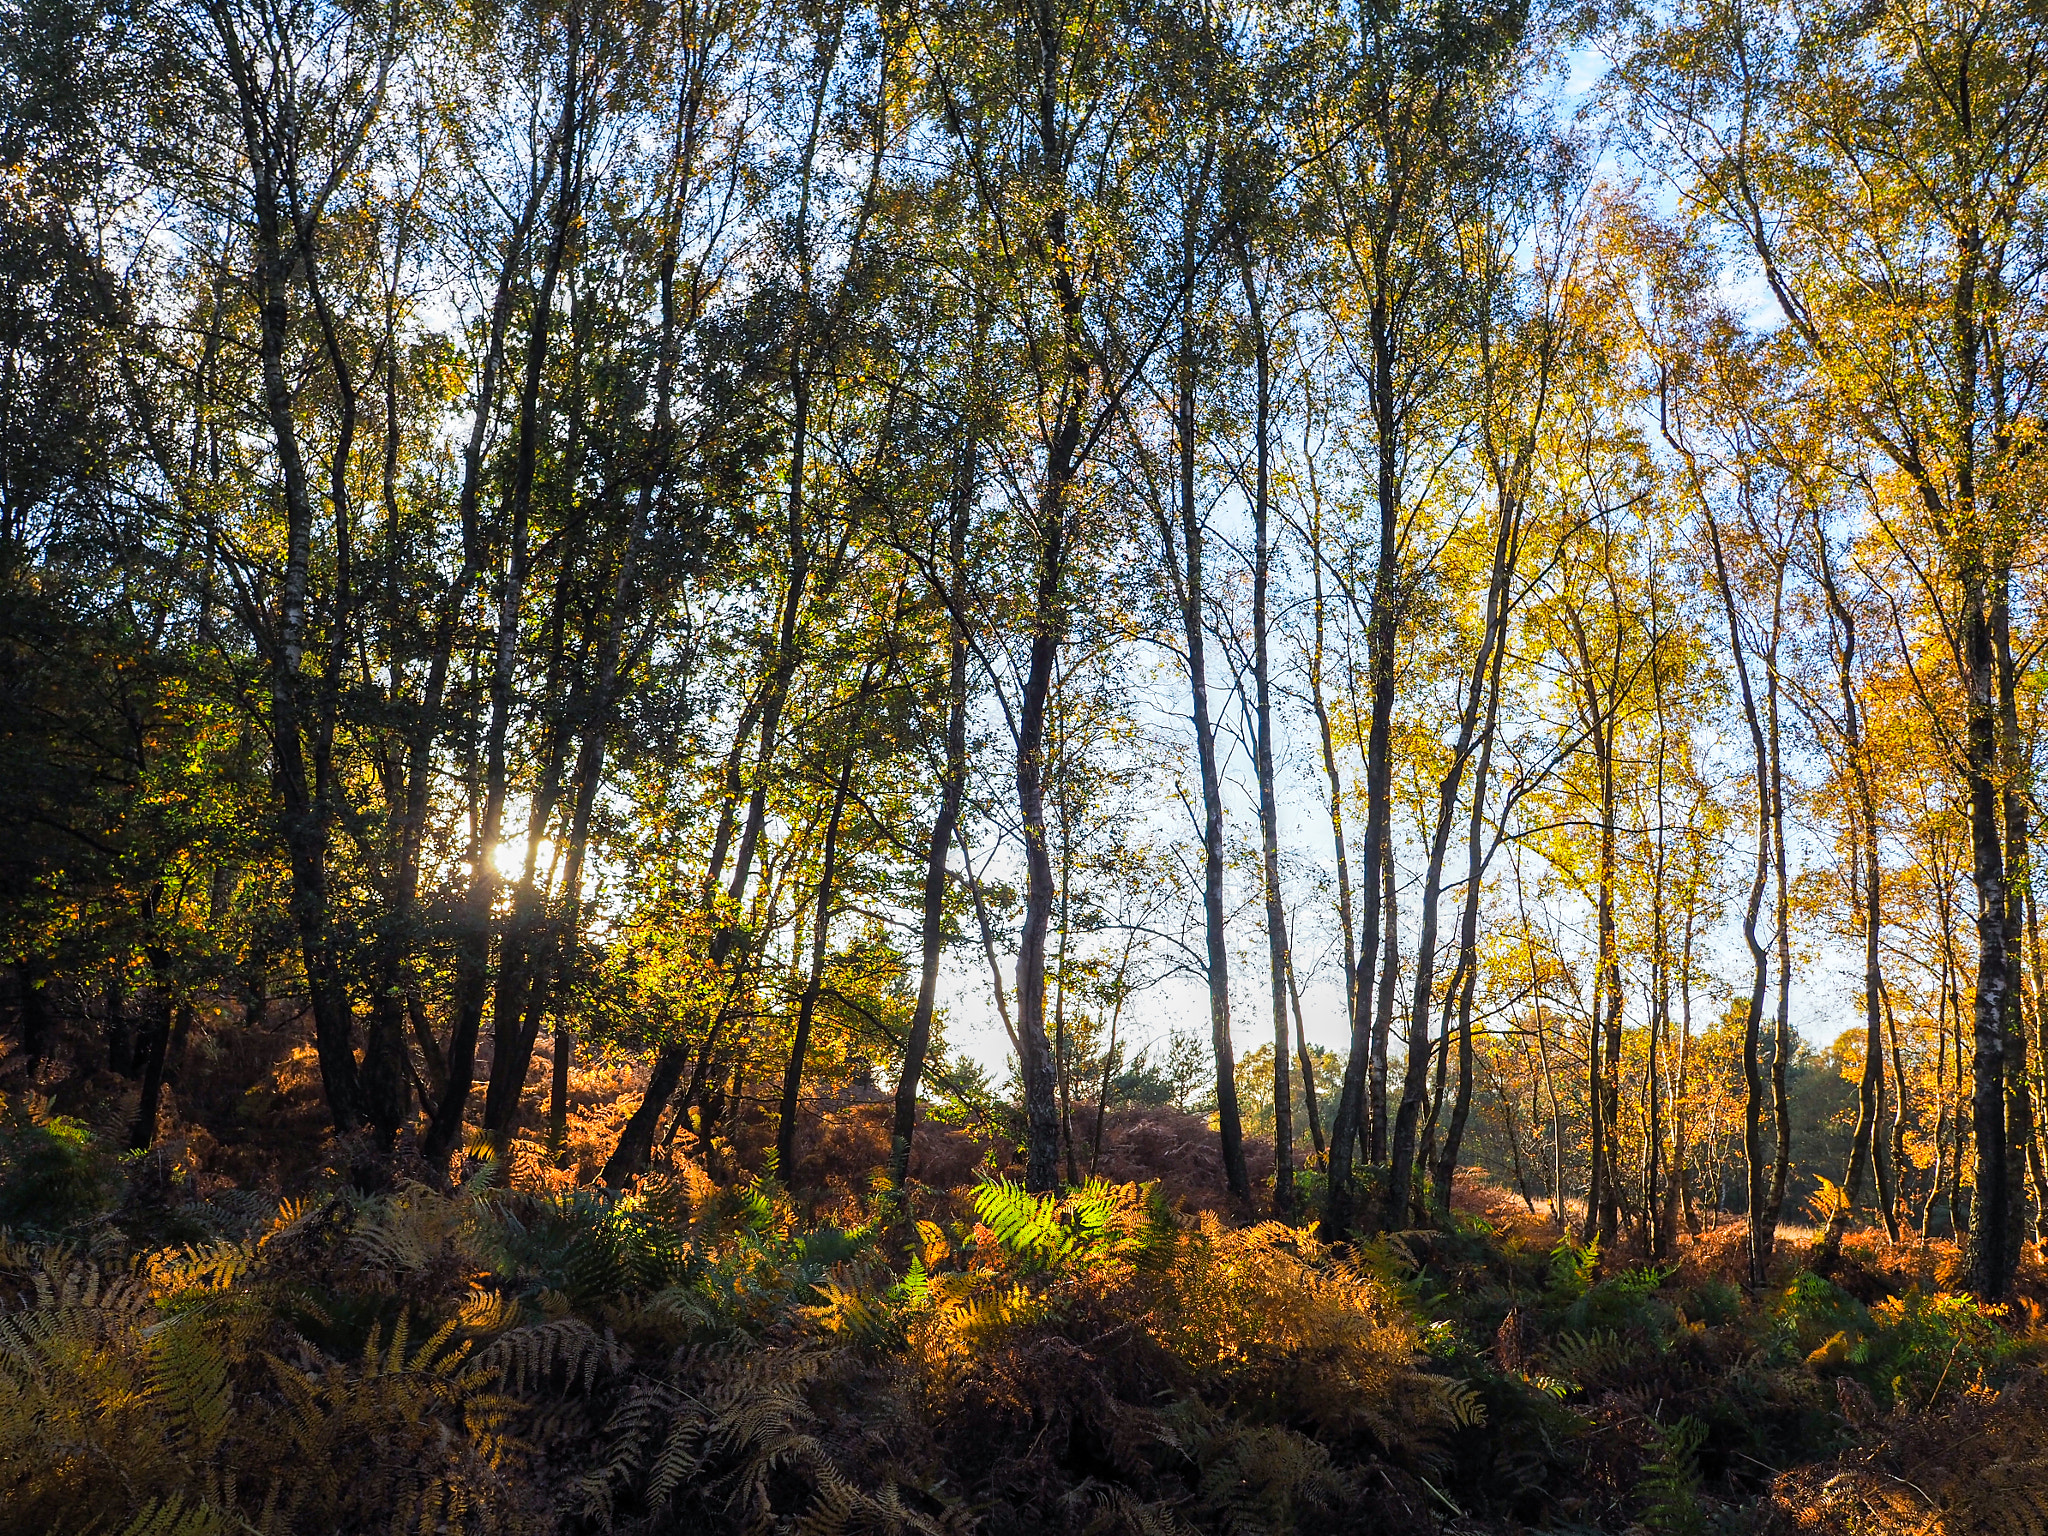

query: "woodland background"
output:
4 0 2048 1528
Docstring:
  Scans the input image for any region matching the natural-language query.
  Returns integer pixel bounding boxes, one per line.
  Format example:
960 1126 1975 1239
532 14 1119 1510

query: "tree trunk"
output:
1702 506 1776 1286
1994 575 2036 1273
1822 839 1890 1264
1242 245 1291 1215
776 737 859 1180
1305 514 1357 1034
127 990 178 1151
1431 550 1513 1215
889 435 973 1192
1284 937 1325 1157
1009 27 1094 1189
1016 427 1077 1193
1158 307 1248 1205
1393 462 1519 1223
1596 719 1624 1249
1054 773 1081 1188
1816 522 1898 1260
1370 852 1398 1164
302 223 409 1148
1962 574 2013 1293
1764 599 1794 1245
15 961 44 1080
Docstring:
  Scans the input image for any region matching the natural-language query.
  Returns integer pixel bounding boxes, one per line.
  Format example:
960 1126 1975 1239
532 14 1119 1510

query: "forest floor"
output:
0 1015 2043 1535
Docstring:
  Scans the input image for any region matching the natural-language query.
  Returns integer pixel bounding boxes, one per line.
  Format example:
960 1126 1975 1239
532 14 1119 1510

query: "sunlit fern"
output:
970 1176 1173 1276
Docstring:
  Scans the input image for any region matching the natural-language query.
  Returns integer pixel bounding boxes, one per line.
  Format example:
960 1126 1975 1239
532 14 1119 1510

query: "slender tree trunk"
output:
1882 982 1912 1229
1986 552 2037 1260
1090 1005 1119 1177
1597 727 1624 1249
1386 765 1466 1221
1938 223 2015 1297
1677 910 1698 1235
1535 994 1563 1225
1926 935 1952 1241
1242 245 1293 1215
1284 935 1325 1157
1560 601 1623 1253
1822 839 1889 1263
1764 602 1794 1242
14 962 44 1080
1369 854 1398 1163
2024 884 2048 1241
1417 961 1456 1213
1159 306 1248 1204
776 738 859 1179
1017 438 1076 1193
889 438 973 1192
1432 551 1514 1214
128 988 177 1152
1320 250 1405 1239
1817 524 1897 1258
1008 7 1100 1194
1305 514 1357 1029
1644 574 1673 1258
1321 111 1418 1238
1960 572 2013 1293
1004 115 1095 1192
549 1017 571 1161
960 827 1021 1059
1698 504 1776 1283
1053 762 1081 1188
299 211 410 1148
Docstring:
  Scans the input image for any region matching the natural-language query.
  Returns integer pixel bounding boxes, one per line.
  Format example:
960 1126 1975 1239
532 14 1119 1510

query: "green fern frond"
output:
1547 1232 1599 1299
1548 1327 1630 1387
970 1175 1166 1277
1639 1414 1707 1536
972 1176 1064 1265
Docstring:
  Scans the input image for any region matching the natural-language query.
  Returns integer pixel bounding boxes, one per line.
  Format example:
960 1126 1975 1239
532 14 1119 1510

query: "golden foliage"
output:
1145 1216 1438 1448
0 1190 547 1535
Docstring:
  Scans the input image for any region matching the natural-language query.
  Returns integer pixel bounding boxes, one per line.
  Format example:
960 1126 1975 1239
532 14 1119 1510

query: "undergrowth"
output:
0 1108 2043 1534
